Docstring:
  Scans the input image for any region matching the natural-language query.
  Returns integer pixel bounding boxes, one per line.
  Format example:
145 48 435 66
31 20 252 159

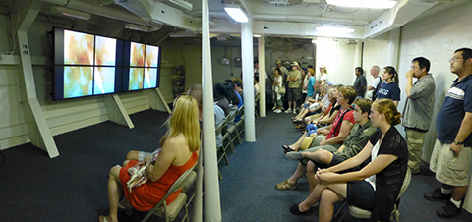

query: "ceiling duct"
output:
159 0 193 12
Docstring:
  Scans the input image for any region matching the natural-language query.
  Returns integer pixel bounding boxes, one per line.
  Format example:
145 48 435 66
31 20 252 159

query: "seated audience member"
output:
292 80 323 124
233 79 243 98
376 66 401 107
126 84 224 160
282 86 357 153
254 76 260 95
304 84 340 127
289 99 408 222
223 80 241 107
214 83 230 116
276 99 375 191
98 95 201 222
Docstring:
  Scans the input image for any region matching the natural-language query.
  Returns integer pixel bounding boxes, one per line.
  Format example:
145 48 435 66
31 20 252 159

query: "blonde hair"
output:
372 98 402 126
307 68 315 76
167 95 201 152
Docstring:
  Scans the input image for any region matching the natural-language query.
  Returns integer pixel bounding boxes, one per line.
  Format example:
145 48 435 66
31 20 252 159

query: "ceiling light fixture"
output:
124 24 160 32
312 37 338 44
50 6 91 20
224 4 248 23
253 34 262 37
316 26 355 33
326 0 397 9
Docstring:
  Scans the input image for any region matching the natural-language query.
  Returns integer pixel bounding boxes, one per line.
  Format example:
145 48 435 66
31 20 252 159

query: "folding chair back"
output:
142 162 198 222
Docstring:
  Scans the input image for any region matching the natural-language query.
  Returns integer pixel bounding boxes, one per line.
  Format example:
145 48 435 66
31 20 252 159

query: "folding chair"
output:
142 163 198 222
335 168 412 221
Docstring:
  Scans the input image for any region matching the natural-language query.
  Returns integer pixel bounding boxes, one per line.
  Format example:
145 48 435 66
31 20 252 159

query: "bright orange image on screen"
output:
146 45 159 68
64 30 94 65
130 42 145 67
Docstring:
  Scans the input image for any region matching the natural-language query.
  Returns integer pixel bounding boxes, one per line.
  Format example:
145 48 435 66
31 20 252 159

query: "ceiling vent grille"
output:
269 0 290 7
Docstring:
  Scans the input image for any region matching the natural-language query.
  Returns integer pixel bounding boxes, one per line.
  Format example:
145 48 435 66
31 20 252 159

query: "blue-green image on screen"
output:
64 66 93 98
129 67 144 90
144 68 157 88
93 67 116 95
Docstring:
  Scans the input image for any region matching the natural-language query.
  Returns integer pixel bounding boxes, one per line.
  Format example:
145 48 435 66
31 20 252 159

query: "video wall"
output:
53 28 161 100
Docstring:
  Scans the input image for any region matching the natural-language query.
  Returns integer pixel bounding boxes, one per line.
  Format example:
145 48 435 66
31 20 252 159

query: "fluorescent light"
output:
317 26 355 33
326 0 397 9
224 4 248 23
312 38 338 44
50 6 91 20
253 34 262 38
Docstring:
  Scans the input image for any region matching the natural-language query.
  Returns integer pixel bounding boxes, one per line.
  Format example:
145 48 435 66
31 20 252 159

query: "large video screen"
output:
53 27 160 100
122 42 161 91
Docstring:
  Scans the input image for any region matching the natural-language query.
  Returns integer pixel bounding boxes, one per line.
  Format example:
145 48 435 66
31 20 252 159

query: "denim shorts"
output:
346 180 375 211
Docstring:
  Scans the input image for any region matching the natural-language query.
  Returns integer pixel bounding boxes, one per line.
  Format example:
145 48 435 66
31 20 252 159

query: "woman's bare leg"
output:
298 183 347 213
289 132 308 150
319 189 344 222
100 166 122 222
287 163 307 185
306 161 318 192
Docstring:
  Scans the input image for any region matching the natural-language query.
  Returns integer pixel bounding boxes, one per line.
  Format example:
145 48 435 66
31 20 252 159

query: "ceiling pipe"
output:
42 0 162 30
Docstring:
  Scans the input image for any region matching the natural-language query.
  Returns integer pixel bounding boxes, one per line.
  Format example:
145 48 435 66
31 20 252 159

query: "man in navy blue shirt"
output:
424 48 472 218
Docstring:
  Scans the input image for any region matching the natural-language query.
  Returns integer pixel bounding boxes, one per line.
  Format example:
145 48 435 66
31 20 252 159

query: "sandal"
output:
275 179 297 190
282 145 295 153
295 124 304 129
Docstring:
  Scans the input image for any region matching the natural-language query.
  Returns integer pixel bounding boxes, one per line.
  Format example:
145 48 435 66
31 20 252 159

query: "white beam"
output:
242 18 256 142
258 36 266 117
201 0 221 221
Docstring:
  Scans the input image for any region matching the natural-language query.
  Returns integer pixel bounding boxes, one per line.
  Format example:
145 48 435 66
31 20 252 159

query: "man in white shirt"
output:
365 65 382 100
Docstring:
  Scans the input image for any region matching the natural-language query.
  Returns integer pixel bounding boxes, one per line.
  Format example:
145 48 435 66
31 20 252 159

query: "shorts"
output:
347 180 375 211
430 139 472 186
286 87 300 101
138 148 161 162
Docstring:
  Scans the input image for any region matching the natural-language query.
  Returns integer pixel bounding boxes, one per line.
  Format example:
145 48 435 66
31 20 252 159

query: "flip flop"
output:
282 145 294 153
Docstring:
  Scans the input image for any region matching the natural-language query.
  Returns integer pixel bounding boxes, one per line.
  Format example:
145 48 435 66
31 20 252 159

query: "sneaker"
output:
424 188 452 202
286 151 304 161
274 109 282 113
436 201 462 218
293 110 297 114
285 108 292 113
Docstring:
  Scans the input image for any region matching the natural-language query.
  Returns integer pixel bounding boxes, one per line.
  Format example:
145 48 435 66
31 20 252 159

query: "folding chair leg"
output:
334 200 348 222
229 140 236 153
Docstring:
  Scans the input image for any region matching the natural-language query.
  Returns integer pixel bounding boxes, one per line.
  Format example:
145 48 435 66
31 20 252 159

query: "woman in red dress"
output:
99 95 201 222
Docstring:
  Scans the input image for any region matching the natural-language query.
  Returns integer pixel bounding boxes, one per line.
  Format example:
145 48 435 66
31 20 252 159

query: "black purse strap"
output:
333 107 354 135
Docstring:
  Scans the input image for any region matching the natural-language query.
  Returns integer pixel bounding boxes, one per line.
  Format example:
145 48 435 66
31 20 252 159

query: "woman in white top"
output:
272 68 284 113
320 65 328 82
289 98 408 222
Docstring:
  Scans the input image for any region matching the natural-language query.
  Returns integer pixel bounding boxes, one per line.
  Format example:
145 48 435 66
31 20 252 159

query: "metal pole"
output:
258 36 266 117
241 19 256 142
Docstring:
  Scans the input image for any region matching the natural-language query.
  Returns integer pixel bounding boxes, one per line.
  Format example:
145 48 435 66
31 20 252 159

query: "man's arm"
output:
405 70 414 97
451 112 472 154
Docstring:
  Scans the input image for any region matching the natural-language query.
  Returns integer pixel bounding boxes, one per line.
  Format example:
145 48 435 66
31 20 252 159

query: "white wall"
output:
363 40 389 85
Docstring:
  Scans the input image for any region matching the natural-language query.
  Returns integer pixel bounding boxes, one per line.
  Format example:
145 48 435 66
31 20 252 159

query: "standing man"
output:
424 48 472 218
353 67 367 98
366 65 382 100
285 62 301 114
402 57 436 175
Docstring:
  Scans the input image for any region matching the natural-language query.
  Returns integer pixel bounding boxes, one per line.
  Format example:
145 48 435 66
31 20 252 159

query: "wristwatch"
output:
453 139 464 145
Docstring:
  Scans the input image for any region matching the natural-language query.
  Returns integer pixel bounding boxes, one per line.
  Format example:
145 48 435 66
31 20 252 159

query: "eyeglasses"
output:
449 57 463 63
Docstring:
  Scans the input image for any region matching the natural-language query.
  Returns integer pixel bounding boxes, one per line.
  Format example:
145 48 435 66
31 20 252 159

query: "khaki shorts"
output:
430 139 472 187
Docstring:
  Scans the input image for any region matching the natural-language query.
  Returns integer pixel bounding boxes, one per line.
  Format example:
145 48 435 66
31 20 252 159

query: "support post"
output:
386 27 401 67
17 0 59 158
148 88 172 113
241 19 256 142
104 94 134 129
258 36 266 117
196 0 221 221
